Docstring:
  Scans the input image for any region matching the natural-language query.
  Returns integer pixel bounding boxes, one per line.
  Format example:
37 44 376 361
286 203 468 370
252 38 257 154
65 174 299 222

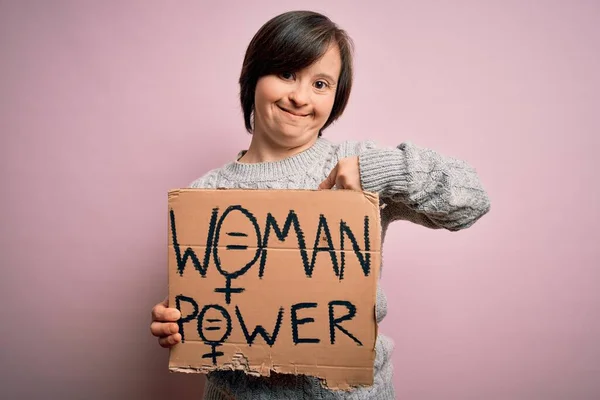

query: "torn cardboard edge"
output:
168 367 374 392
167 188 381 391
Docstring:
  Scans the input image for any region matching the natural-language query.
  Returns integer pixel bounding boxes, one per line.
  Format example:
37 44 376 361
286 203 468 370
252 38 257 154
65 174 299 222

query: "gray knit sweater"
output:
189 137 490 399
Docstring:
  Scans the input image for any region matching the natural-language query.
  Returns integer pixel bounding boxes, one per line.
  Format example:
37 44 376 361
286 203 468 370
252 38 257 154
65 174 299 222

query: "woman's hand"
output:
319 156 362 190
150 297 182 348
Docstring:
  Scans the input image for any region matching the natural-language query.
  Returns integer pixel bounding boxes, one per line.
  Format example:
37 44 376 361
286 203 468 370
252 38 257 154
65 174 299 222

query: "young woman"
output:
150 10 490 399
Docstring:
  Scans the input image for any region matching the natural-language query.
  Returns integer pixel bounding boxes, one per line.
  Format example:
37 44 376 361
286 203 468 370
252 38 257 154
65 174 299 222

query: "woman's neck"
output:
238 132 319 163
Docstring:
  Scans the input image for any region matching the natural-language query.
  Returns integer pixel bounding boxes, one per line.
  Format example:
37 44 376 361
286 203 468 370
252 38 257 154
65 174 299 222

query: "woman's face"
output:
252 44 342 147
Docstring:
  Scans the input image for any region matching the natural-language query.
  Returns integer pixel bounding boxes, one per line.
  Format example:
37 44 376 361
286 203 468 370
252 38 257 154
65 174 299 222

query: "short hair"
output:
239 11 354 136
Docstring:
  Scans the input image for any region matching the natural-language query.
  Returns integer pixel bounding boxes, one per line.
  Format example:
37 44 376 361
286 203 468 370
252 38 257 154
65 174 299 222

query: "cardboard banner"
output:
167 189 381 389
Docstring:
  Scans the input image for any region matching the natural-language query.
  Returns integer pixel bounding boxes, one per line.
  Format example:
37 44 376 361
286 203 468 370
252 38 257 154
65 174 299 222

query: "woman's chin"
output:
254 124 319 148
275 127 318 144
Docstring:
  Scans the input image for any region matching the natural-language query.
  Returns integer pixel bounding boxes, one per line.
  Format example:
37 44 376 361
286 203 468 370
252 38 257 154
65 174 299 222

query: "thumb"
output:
319 165 338 189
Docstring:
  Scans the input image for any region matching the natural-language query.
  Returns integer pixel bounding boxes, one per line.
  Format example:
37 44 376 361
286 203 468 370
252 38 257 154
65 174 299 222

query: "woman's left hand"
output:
319 156 362 190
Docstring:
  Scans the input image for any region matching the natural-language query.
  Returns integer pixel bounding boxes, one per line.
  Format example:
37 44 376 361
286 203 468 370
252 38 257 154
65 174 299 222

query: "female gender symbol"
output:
197 304 232 364
213 205 262 304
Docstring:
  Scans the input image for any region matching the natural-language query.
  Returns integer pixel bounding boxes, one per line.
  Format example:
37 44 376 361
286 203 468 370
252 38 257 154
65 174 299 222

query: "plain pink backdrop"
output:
1 1 599 399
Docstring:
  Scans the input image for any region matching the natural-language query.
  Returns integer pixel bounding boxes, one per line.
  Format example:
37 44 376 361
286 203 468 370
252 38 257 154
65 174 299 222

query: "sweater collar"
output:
222 137 332 181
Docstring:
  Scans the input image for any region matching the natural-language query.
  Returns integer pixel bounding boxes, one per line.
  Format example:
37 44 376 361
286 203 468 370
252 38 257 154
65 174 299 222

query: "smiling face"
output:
252 44 342 147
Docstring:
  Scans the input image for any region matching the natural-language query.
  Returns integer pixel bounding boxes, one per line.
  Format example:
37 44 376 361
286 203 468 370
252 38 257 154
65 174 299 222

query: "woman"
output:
150 10 490 399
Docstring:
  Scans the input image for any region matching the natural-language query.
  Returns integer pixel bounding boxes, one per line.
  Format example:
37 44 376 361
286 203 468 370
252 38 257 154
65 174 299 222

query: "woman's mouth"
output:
278 105 309 117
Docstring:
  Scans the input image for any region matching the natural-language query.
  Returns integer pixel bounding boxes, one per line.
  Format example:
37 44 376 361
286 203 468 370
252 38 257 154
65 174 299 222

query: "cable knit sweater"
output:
189 137 490 399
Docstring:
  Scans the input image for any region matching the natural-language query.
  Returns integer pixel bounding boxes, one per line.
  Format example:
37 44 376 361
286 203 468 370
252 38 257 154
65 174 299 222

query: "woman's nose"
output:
288 83 310 107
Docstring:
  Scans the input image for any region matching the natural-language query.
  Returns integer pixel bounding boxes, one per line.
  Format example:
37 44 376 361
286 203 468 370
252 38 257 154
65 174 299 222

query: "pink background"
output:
1 1 599 399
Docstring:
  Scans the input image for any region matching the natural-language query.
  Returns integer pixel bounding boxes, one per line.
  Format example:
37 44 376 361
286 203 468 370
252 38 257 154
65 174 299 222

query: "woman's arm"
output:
358 142 491 231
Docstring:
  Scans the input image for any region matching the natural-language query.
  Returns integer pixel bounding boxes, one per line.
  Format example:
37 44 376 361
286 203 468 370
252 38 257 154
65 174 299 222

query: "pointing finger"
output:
319 165 338 190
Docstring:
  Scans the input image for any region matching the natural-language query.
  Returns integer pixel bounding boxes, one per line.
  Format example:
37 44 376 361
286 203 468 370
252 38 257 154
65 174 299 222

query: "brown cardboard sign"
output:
167 189 381 390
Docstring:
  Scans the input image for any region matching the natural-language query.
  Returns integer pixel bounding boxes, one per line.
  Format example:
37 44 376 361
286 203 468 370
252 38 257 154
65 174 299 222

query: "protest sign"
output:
167 189 381 389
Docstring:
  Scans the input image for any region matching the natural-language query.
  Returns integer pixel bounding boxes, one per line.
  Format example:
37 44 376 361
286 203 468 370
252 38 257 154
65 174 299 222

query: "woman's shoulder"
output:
188 166 227 189
188 149 247 189
326 137 378 158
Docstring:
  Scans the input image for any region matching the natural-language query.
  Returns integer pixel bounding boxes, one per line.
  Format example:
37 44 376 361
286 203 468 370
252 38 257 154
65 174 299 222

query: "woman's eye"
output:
314 80 328 90
281 72 294 80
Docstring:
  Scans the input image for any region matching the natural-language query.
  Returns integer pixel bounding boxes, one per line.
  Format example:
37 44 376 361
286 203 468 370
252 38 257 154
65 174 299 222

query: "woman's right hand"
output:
150 297 182 348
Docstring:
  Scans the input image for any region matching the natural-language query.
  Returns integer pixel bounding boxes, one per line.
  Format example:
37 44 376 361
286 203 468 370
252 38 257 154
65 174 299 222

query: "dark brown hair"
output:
239 11 354 136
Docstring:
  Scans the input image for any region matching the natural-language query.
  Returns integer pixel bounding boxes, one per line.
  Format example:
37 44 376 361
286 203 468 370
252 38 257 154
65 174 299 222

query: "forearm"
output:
359 142 490 231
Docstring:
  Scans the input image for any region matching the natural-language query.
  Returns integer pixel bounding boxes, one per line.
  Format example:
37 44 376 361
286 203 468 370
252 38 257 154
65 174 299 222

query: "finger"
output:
152 301 181 322
319 165 338 189
151 297 168 321
151 301 167 322
158 333 182 348
150 321 179 338
335 157 362 190
336 173 359 190
335 174 347 190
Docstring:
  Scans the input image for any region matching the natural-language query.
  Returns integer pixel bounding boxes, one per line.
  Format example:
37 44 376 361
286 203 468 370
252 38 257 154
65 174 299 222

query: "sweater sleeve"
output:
358 141 491 231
